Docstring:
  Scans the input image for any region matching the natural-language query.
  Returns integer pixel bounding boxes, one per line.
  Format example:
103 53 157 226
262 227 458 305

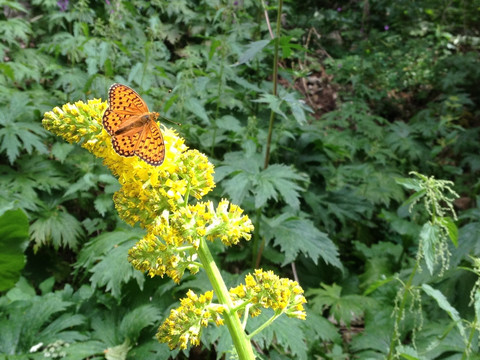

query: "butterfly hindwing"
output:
135 120 165 166
111 132 140 158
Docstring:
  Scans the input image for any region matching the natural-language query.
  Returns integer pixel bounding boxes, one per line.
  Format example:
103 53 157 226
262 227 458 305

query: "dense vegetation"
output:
1 0 480 359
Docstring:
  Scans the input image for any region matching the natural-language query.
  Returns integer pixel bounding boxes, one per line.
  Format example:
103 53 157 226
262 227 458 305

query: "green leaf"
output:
282 92 313 126
105 340 130 360
127 63 143 84
265 214 341 268
119 305 162 340
0 288 75 354
395 177 424 192
0 209 29 291
234 39 270 66
30 206 84 250
51 143 75 163
62 341 106 360
0 92 47 164
247 310 308 360
421 284 465 339
474 289 480 326
256 164 307 210
184 97 209 124
437 216 458 247
94 194 113 217
253 93 287 119
307 283 374 326
419 222 439 275
0 18 31 46
76 230 145 298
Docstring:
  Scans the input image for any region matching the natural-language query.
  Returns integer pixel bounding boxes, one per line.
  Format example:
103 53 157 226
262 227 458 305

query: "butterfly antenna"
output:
159 89 181 127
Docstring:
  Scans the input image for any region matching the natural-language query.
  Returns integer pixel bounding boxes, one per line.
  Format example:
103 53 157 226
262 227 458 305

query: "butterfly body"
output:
102 84 165 166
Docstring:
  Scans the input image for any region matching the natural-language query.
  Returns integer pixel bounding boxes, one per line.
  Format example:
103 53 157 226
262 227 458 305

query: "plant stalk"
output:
197 237 255 360
263 0 283 170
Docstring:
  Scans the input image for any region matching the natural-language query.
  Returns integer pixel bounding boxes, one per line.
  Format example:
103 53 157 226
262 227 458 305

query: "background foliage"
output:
1 0 480 359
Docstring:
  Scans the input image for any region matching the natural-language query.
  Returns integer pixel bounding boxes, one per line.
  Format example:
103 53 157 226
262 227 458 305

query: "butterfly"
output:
102 83 165 166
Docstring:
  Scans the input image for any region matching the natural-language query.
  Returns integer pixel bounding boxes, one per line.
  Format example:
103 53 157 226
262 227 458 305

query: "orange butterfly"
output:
102 83 165 166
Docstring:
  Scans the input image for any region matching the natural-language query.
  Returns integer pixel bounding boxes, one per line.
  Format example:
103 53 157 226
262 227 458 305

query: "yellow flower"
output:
156 290 225 350
229 269 307 321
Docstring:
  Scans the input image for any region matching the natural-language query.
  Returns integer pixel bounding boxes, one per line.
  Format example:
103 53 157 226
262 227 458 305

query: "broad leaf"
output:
76 230 145 298
265 214 341 268
0 209 29 291
421 284 465 339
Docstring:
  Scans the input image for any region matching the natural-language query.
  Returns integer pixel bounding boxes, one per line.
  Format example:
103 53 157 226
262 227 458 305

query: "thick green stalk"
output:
197 238 256 360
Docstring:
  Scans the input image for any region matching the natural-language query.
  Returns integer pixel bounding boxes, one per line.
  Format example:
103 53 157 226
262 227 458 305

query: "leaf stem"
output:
247 311 281 340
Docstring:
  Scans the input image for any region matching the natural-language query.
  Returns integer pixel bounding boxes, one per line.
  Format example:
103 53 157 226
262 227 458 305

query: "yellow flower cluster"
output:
230 269 307 320
157 290 225 350
43 99 252 285
171 199 254 248
42 100 215 229
128 213 200 283
42 99 106 145
128 198 254 282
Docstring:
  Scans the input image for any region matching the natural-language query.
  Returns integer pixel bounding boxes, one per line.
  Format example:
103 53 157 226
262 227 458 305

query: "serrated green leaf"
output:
216 115 243 132
282 92 312 125
266 214 341 268
419 222 438 275
307 283 373 326
437 216 458 247
127 63 143 84
105 340 130 360
62 341 107 360
119 305 162 340
234 39 270 66
253 93 287 119
94 195 113 216
247 310 308 360
474 290 480 324
51 143 75 163
0 92 47 163
40 313 86 343
76 230 145 298
395 177 423 192
421 284 465 339
0 209 29 291
185 97 209 123
30 206 84 250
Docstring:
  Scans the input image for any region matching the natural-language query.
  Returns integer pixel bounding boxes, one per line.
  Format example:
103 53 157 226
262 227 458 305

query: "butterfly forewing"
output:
102 83 166 166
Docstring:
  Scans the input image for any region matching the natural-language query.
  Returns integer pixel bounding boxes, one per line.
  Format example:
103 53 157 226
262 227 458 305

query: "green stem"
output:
387 262 419 359
211 46 225 157
462 316 477 360
251 208 262 268
263 0 283 170
247 312 281 340
197 237 255 360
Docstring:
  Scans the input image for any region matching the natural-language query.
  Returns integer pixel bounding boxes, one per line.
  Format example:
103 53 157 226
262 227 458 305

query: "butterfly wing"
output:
134 119 165 166
111 131 141 158
103 83 149 135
